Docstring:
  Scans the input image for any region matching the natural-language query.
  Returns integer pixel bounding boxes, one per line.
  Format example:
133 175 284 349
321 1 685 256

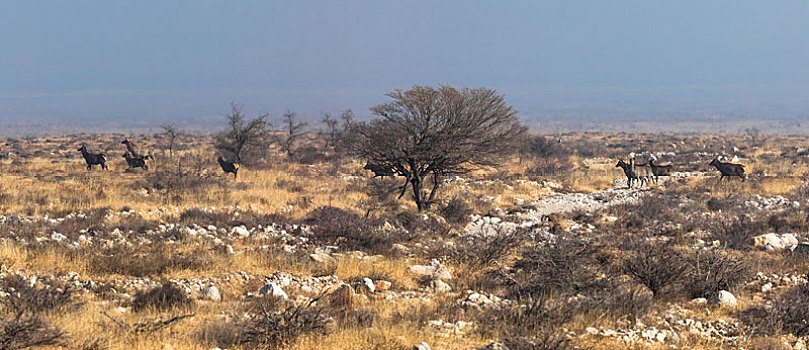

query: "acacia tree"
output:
215 102 270 163
354 85 526 211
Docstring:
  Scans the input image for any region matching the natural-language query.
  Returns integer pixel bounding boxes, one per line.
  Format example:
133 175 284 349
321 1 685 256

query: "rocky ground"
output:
2 132 809 349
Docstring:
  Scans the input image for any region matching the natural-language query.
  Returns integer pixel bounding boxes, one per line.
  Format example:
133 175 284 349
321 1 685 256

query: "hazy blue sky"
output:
1 1 808 129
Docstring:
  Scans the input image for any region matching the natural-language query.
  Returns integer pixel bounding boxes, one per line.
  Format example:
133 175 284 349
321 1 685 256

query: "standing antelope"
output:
710 159 745 182
616 159 652 188
78 144 108 171
217 156 240 179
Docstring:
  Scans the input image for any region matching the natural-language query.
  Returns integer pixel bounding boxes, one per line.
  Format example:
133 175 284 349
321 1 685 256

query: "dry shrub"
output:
505 238 604 298
622 242 687 297
713 215 766 250
179 207 288 228
236 296 332 349
439 197 474 226
686 249 751 298
143 169 222 203
741 284 809 337
500 334 573 350
447 226 526 269
390 211 448 238
0 275 74 313
305 206 407 254
475 298 573 350
579 285 654 322
89 244 214 277
131 283 194 312
0 312 65 349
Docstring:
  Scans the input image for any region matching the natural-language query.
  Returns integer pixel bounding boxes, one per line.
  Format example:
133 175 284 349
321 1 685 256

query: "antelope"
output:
710 159 745 182
217 156 239 179
78 144 108 171
616 159 652 188
648 159 673 183
123 151 152 170
364 161 395 178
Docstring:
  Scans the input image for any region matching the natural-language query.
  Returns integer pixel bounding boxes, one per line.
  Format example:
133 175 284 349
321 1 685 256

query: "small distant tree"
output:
320 113 339 148
215 102 270 163
278 110 308 158
354 85 527 211
160 123 183 158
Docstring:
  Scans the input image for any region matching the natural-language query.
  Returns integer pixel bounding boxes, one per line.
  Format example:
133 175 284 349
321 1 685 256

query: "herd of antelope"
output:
76 138 240 179
615 156 746 188
74 138 747 186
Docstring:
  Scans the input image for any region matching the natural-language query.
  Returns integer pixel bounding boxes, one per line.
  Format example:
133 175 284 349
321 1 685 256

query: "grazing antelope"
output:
78 144 108 171
648 159 673 184
710 159 745 182
616 159 652 188
217 156 239 179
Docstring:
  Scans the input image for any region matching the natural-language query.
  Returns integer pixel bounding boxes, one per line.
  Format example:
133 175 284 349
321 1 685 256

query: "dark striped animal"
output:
616 159 652 188
648 159 673 183
364 161 395 178
710 159 745 182
78 144 108 171
123 151 152 170
217 156 240 179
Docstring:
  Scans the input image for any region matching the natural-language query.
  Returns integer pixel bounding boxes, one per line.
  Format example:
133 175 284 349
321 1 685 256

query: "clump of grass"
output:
131 283 194 312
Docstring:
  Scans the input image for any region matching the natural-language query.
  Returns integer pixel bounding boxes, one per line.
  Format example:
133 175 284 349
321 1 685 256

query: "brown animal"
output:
123 151 152 170
217 156 240 179
616 159 652 188
78 144 108 171
648 159 673 183
121 138 143 158
710 159 745 182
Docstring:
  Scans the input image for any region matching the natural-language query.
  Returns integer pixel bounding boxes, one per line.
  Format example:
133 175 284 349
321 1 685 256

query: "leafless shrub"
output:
101 311 194 335
439 197 474 226
131 283 194 312
304 206 409 254
0 312 65 349
713 215 765 250
90 244 214 277
504 238 604 298
475 298 573 350
580 285 654 322
686 249 751 298
143 169 222 204
741 284 809 337
236 295 332 350
500 333 573 350
0 275 74 313
390 211 448 238
520 135 566 159
622 242 687 297
448 226 527 268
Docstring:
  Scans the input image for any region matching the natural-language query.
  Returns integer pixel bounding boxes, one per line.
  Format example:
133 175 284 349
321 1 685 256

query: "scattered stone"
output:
375 280 392 292
431 279 452 293
479 342 509 350
413 342 432 350
408 259 452 280
310 252 337 265
231 226 250 238
201 286 221 302
358 278 375 294
710 290 737 307
259 283 288 300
